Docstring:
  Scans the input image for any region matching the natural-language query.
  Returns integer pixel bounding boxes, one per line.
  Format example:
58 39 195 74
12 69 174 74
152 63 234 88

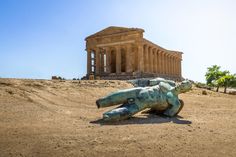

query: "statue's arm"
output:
149 78 176 86
149 79 162 86
163 93 181 117
159 82 172 92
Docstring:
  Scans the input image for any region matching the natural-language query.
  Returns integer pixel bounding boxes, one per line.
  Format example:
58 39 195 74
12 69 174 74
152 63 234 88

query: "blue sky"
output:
0 0 235 82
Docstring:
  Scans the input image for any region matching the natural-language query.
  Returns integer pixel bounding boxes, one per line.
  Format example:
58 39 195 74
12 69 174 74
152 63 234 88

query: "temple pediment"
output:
85 26 144 40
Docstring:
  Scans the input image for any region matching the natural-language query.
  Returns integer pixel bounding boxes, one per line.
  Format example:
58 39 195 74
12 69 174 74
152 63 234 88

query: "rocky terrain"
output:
0 78 235 157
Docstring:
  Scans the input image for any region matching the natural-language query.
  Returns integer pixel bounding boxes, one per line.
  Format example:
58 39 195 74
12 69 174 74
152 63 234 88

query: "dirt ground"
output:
0 78 235 157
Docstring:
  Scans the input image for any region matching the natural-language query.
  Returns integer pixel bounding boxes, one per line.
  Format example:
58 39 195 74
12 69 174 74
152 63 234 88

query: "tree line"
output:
205 65 236 93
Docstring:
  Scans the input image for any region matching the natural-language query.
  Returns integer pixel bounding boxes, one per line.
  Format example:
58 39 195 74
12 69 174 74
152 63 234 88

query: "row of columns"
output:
87 45 134 75
141 44 181 77
87 43 182 77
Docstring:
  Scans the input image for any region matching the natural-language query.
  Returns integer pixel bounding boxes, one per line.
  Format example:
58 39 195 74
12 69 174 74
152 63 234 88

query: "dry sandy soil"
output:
0 78 236 157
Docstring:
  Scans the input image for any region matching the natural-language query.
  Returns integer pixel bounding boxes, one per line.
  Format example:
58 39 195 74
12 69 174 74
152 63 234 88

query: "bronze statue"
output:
96 78 192 121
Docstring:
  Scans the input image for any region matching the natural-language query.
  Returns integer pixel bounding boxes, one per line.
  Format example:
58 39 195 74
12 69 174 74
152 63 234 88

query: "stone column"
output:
174 57 178 76
153 49 157 73
176 58 179 77
167 54 171 75
105 47 110 73
156 49 159 74
153 49 156 73
138 45 144 72
169 55 172 76
178 59 181 76
156 50 158 73
179 58 182 78
87 49 91 75
157 50 161 74
95 48 100 75
100 49 104 73
144 45 148 72
170 56 173 76
148 47 152 73
162 52 165 75
177 58 179 77
172 56 175 76
126 44 132 73
116 46 121 74
159 51 163 74
163 52 166 75
168 55 171 75
150 47 153 73
165 53 169 75
176 57 179 76
167 54 170 75
166 54 169 75
164 53 167 75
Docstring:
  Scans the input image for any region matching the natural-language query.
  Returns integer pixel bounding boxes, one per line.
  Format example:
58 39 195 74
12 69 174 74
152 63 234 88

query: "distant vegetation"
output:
194 82 212 90
205 65 236 93
51 76 66 80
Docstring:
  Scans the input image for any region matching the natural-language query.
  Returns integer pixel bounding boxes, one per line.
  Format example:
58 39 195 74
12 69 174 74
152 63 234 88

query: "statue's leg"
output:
102 103 140 121
96 87 142 108
174 99 184 116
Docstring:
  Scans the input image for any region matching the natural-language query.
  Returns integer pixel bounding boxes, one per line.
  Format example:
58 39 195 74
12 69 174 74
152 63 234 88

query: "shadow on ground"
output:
90 114 192 125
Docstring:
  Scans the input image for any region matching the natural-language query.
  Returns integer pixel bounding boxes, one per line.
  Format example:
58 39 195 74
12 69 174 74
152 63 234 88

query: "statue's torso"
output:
137 85 174 110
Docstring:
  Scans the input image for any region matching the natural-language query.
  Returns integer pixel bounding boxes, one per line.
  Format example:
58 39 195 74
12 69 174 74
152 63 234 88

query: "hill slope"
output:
0 79 236 157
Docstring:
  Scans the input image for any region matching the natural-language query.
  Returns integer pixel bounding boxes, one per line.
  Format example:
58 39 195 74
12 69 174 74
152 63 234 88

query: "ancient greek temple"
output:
85 26 182 80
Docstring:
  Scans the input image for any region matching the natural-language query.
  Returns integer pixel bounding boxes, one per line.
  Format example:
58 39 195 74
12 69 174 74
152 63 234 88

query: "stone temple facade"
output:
85 26 183 80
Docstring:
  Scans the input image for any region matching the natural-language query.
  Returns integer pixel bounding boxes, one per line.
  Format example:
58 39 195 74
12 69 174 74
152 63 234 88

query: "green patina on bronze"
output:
96 78 192 121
